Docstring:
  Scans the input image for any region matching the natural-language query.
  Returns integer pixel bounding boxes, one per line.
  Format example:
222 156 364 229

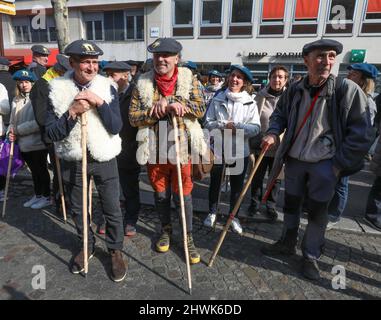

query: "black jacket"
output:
28 62 47 80
0 71 16 125
117 84 139 170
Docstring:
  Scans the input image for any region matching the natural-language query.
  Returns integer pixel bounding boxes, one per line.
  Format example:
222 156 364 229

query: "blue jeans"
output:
327 176 349 222
366 176 381 217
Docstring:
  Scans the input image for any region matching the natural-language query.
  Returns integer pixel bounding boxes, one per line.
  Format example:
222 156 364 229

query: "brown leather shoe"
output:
70 248 95 274
110 250 127 282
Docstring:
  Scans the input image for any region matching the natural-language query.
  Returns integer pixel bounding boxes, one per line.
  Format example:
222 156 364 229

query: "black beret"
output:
302 39 343 56
31 45 51 55
103 61 132 71
147 38 182 54
64 40 103 56
55 54 72 71
126 60 140 66
0 56 10 66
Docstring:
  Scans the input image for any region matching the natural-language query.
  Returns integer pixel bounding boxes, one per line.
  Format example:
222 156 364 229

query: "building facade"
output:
3 0 381 86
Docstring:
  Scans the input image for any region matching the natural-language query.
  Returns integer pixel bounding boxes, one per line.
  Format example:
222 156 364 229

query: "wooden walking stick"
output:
2 136 15 218
54 152 67 223
81 112 89 275
88 176 93 223
172 115 192 295
208 146 269 267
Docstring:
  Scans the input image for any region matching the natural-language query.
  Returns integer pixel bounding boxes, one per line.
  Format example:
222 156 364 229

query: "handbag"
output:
192 147 214 181
0 138 24 177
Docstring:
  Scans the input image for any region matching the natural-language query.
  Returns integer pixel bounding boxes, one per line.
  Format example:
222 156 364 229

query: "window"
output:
259 0 286 36
84 12 104 41
200 0 223 37
173 0 194 37
291 0 320 35
229 0 253 36
126 10 144 40
361 0 381 34
325 0 356 34
104 11 124 41
13 16 31 43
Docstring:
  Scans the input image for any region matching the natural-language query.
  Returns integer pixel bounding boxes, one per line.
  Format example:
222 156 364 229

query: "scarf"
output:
225 89 247 103
154 66 178 96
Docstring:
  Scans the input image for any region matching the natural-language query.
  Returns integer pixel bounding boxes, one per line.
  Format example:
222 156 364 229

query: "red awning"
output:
367 0 381 13
295 0 320 19
4 48 59 67
262 0 286 20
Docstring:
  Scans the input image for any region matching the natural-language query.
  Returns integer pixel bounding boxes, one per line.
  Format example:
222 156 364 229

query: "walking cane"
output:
208 146 269 267
172 115 192 295
54 152 67 223
2 137 14 218
81 113 89 275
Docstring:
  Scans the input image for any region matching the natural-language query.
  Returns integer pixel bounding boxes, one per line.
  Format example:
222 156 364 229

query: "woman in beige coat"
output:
9 70 50 209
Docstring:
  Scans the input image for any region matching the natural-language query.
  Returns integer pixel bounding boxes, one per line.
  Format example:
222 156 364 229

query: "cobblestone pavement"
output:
0 177 381 300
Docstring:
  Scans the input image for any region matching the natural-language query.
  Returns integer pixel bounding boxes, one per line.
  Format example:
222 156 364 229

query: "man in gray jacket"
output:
261 39 374 280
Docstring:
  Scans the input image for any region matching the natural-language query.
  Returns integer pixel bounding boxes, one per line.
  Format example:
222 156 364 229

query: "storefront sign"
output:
247 52 303 59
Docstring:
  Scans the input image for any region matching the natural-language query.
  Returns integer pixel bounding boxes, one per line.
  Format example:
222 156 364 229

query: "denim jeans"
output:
327 176 349 222
366 176 381 217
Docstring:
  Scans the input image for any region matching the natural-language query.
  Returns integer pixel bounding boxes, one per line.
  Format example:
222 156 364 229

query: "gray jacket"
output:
267 75 374 183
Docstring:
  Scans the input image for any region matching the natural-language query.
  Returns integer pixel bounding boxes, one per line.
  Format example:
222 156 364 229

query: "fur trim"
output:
49 72 121 162
135 68 206 164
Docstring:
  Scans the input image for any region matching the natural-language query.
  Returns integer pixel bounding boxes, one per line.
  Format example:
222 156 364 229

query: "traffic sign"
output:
0 0 16 15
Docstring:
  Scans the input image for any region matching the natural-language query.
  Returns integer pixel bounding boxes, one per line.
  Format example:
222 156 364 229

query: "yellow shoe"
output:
156 226 171 253
187 234 200 264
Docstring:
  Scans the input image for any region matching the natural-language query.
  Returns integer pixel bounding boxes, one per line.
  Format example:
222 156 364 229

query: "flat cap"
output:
31 45 50 55
208 70 222 77
12 69 37 82
55 54 72 71
302 39 343 56
183 60 197 70
103 61 132 71
64 40 103 57
0 56 10 66
348 63 379 79
147 38 182 54
230 65 253 83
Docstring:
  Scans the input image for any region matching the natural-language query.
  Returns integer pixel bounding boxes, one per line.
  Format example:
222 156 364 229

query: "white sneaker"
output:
204 213 217 227
326 220 339 231
31 196 51 209
231 218 243 234
23 195 40 208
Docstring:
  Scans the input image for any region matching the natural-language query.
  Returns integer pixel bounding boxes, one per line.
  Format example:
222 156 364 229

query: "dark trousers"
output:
47 144 60 200
366 176 381 217
283 157 338 260
62 158 124 251
250 156 280 209
0 175 5 190
21 149 50 197
118 166 141 226
209 157 249 216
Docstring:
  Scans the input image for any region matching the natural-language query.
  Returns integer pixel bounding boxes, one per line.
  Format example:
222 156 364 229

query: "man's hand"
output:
149 97 168 119
68 99 92 120
261 134 277 150
75 90 104 108
8 128 16 142
167 102 186 117
225 122 236 134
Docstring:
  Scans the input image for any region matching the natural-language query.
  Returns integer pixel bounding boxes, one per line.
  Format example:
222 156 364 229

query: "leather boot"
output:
261 227 298 256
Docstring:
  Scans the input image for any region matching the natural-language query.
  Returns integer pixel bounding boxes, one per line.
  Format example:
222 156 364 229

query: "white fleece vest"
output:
135 67 208 164
49 73 121 162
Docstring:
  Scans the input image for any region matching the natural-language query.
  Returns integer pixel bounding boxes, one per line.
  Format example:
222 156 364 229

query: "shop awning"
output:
4 48 59 67
262 0 286 20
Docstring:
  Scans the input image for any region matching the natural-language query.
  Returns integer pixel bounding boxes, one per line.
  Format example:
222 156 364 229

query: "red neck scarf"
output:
154 66 178 97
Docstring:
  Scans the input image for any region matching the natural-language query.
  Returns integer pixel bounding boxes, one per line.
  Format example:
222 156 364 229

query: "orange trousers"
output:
147 162 193 196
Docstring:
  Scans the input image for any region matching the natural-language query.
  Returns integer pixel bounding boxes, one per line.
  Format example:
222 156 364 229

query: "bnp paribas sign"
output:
0 0 16 16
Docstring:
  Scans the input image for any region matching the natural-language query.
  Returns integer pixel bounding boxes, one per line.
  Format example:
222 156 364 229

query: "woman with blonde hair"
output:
8 69 51 209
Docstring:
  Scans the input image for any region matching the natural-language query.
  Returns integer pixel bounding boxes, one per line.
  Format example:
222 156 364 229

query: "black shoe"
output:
301 258 321 280
110 250 127 282
70 247 95 274
261 228 298 256
248 201 258 216
265 208 278 222
364 215 381 231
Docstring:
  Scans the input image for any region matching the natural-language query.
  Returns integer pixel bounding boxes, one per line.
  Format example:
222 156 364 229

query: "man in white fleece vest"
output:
45 40 126 282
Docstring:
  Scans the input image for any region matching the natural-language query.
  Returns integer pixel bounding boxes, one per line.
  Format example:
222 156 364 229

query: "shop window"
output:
228 0 253 36
291 0 320 36
200 0 223 37
259 0 285 36
361 0 381 34
172 0 194 37
325 0 356 35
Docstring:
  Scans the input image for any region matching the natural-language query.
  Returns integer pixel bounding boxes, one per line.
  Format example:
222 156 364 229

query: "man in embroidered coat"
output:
129 38 206 264
45 40 127 282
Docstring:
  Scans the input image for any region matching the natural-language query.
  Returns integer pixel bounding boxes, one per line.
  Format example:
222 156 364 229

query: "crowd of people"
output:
0 36 380 283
